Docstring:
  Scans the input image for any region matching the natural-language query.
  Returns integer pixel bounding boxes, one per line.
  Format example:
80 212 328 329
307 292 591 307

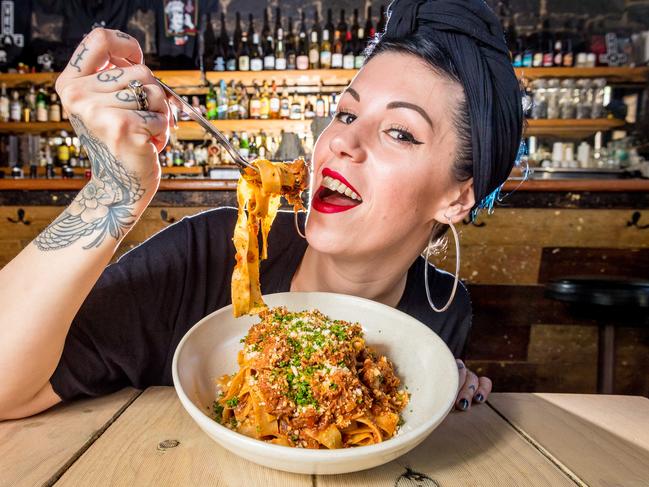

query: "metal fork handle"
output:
153 77 256 172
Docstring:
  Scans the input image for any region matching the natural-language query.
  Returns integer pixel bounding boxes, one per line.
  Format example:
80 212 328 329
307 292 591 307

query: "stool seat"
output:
546 276 649 308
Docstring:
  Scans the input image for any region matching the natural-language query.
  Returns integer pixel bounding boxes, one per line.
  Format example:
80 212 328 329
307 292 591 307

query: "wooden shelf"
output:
0 121 71 133
0 67 646 89
514 67 649 83
525 118 626 137
174 119 311 139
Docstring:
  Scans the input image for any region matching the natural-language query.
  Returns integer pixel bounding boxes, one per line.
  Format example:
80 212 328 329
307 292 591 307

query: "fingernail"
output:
459 398 469 410
457 361 465 370
475 393 484 403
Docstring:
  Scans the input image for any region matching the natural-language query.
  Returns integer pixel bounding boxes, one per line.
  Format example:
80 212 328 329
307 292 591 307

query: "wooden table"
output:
2 388 648 487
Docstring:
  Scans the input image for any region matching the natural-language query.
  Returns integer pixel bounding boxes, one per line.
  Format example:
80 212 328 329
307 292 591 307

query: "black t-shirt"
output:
50 207 472 401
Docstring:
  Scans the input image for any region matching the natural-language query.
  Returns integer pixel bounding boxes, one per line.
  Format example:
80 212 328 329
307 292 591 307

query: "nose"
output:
328 125 367 164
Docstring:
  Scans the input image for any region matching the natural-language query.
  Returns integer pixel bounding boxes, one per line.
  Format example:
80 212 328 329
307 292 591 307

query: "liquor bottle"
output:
315 91 326 117
36 88 48 122
57 131 70 167
309 30 320 69
249 83 261 119
522 34 534 67
206 83 218 119
9 90 21 122
320 29 332 68
376 5 386 34
286 16 297 70
259 82 270 119
227 81 240 120
280 83 290 119
337 9 348 40
261 8 271 48
365 6 375 41
329 93 339 116
248 134 258 159
238 82 249 119
234 12 243 52
343 30 355 69
269 80 280 119
238 30 250 71
263 31 275 70
325 8 335 43
0 83 9 122
304 96 315 119
512 37 523 67
239 131 250 159
290 94 302 120
26 85 37 122
250 33 264 71
354 26 365 68
48 93 61 122
226 38 237 71
351 9 360 45
553 33 563 67
296 10 309 70
203 12 217 72
332 30 343 68
214 12 228 71
274 7 282 40
247 13 255 46
217 79 229 119
562 20 575 67
275 27 287 70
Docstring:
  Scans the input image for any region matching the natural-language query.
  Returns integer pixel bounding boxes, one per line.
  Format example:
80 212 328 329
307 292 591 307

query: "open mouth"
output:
312 168 363 214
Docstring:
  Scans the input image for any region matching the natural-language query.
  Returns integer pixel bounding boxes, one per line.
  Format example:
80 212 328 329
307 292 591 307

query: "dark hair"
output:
363 33 473 244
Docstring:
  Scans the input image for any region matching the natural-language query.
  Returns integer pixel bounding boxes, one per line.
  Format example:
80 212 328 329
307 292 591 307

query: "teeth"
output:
322 175 362 201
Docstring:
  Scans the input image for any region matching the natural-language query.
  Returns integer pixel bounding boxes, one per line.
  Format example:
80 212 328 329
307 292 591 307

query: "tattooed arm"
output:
0 28 171 420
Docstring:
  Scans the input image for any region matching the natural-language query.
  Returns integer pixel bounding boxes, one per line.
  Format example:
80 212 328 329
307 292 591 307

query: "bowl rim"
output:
172 291 459 459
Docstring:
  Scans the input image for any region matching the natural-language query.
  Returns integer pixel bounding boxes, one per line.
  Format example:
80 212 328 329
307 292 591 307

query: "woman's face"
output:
305 51 473 259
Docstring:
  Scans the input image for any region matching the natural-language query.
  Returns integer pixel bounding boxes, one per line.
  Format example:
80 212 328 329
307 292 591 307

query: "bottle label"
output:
250 59 263 71
563 53 574 67
275 58 287 70
214 57 225 71
309 48 319 64
226 59 236 71
343 54 354 69
264 56 275 69
331 53 343 68
250 100 261 118
354 55 364 68
49 106 61 122
296 55 309 70
543 53 553 67
320 51 331 67
533 53 543 67
513 54 523 67
37 106 48 122
270 98 280 112
522 52 533 67
238 57 250 71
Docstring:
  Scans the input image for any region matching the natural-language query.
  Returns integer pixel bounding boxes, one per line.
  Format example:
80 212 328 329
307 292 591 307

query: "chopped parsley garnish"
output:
212 401 224 422
226 396 239 407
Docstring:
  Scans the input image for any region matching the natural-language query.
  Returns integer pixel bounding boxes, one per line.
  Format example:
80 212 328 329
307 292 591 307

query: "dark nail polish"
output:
459 398 469 410
457 362 465 370
475 393 484 403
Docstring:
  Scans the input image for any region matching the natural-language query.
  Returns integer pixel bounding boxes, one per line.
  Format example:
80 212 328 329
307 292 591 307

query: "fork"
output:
125 61 256 172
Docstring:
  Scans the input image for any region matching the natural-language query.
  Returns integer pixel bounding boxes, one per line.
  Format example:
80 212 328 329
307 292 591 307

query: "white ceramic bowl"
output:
172 292 459 475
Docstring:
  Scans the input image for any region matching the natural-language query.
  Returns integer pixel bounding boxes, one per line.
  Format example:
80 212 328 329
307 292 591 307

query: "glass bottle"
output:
275 27 287 70
320 29 331 69
259 82 270 119
269 81 280 119
0 83 9 122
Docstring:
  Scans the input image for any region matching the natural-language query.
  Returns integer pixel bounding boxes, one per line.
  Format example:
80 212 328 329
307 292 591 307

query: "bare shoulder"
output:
0 383 61 421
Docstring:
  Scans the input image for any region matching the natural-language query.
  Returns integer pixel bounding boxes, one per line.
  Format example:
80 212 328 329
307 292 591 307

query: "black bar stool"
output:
545 276 649 394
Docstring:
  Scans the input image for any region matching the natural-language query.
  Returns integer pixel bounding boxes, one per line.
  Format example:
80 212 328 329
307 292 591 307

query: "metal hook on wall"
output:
626 211 649 230
7 208 31 225
160 209 176 224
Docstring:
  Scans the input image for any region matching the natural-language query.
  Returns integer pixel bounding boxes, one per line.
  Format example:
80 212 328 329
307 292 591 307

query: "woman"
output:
0 0 522 421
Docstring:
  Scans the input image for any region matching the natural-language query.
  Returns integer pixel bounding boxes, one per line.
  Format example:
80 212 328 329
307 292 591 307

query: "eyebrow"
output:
386 101 434 131
341 88 434 132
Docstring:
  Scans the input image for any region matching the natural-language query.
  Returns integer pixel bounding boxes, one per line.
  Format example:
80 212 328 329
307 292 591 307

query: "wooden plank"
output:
56 387 312 487
500 179 649 192
317 396 574 486
524 119 625 138
538 247 649 283
0 388 139 487
489 393 649 486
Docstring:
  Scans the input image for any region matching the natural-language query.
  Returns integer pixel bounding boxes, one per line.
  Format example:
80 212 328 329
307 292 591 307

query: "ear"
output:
433 178 475 224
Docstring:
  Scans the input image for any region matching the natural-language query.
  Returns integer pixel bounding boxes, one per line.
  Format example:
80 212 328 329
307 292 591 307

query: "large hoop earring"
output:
294 210 307 239
424 218 460 313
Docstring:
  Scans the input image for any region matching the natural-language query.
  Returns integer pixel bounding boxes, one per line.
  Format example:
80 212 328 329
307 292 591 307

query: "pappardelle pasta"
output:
231 158 308 317
211 307 409 449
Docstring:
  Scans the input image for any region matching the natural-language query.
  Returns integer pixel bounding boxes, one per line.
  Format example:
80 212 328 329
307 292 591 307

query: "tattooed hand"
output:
38 28 172 250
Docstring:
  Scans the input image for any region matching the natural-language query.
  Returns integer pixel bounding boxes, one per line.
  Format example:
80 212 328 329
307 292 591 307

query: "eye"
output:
384 126 423 145
334 111 357 125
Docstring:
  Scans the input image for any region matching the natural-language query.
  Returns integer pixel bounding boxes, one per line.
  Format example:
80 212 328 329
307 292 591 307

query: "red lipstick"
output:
311 168 362 214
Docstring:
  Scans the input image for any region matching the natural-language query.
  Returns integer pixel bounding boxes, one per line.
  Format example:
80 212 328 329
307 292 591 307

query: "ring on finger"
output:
127 80 149 111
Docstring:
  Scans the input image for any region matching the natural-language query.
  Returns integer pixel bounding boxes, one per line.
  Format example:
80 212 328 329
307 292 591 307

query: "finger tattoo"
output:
69 42 89 72
115 91 137 103
136 111 157 123
97 68 125 83
115 31 131 39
